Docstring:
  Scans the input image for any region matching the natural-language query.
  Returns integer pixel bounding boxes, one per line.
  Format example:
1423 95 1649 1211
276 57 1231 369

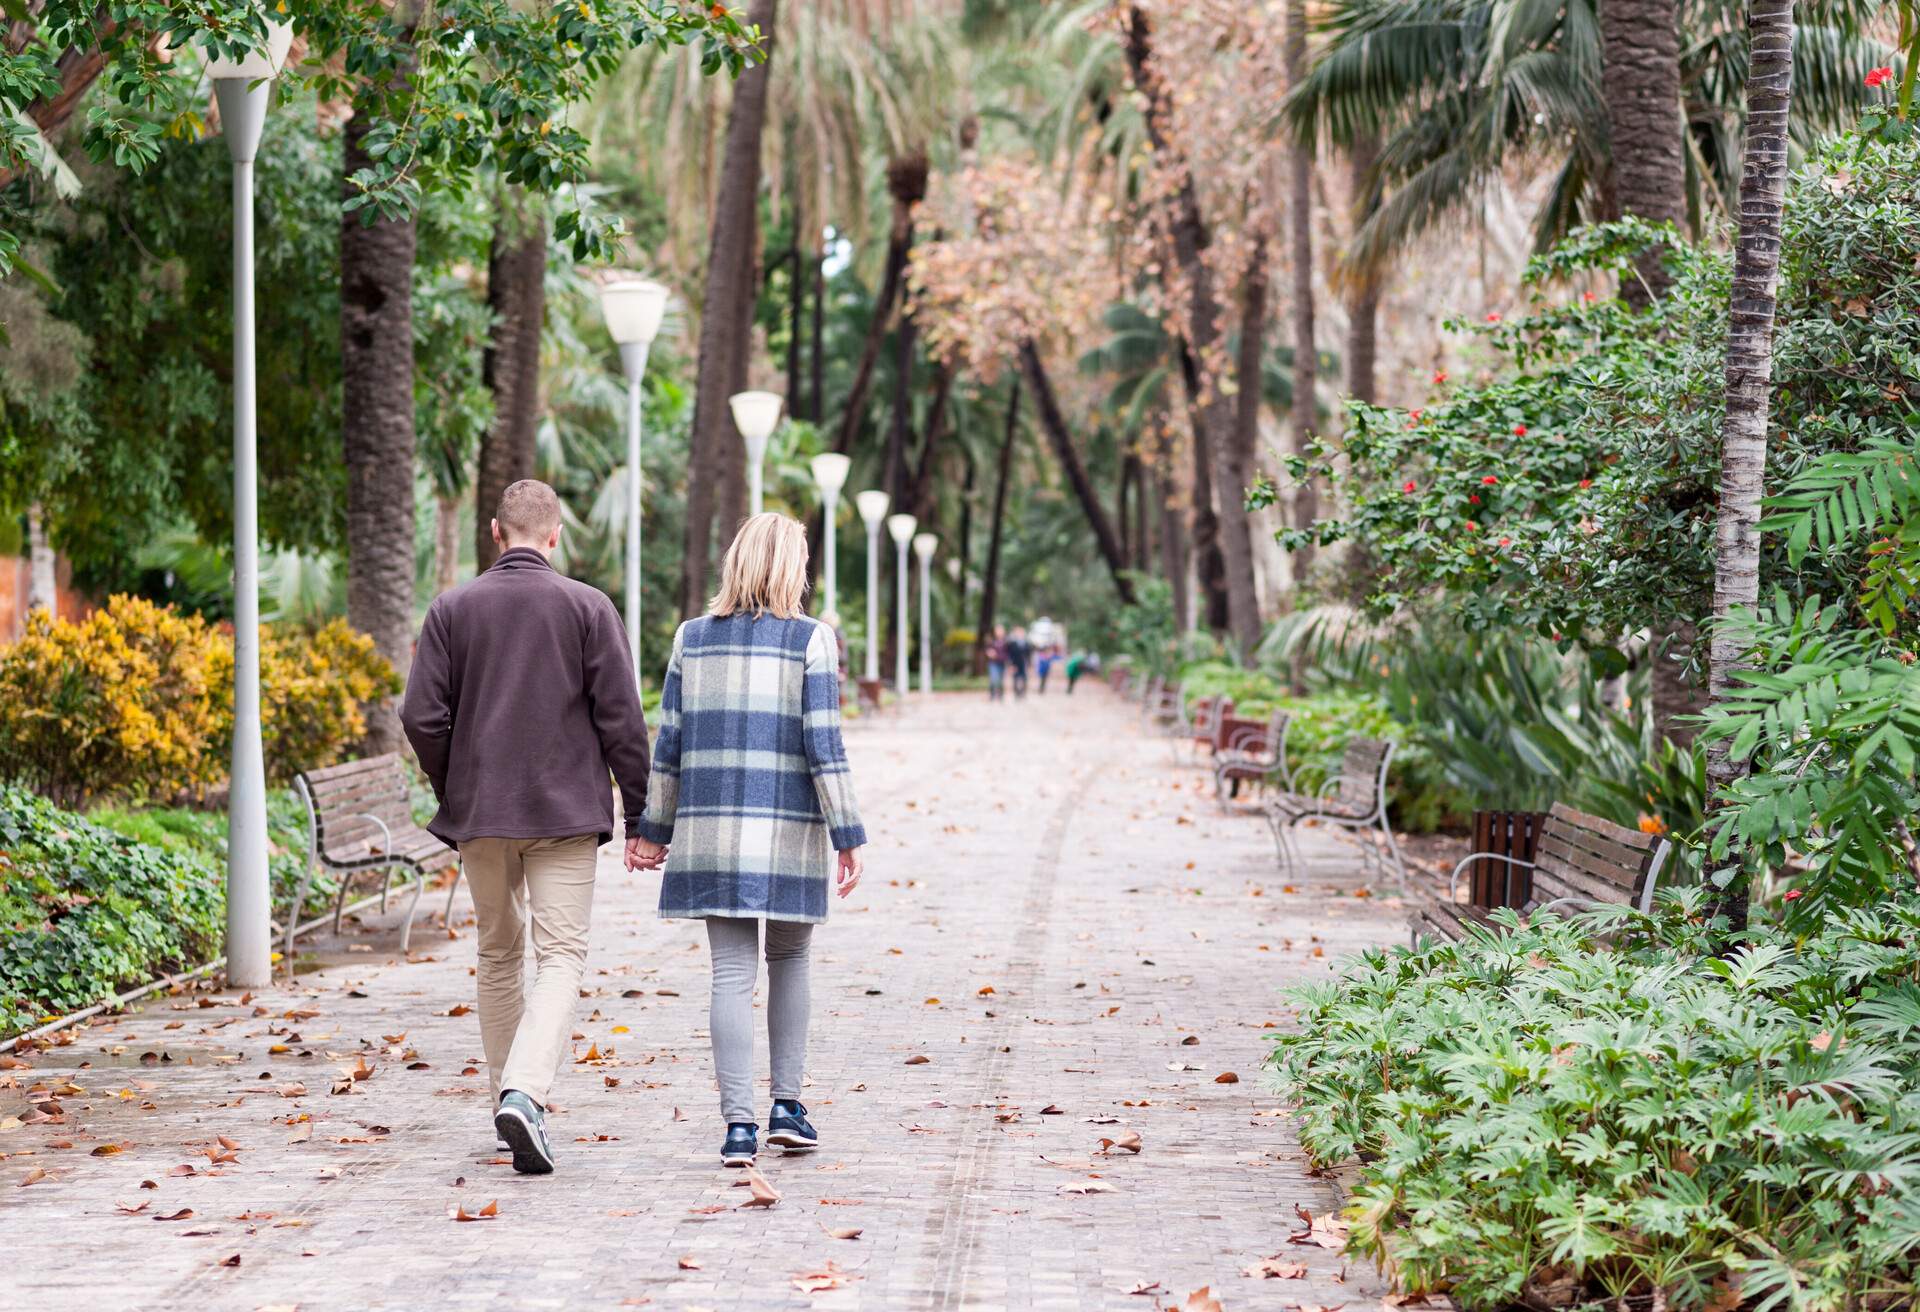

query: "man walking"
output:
1006 625 1032 701
401 480 657 1175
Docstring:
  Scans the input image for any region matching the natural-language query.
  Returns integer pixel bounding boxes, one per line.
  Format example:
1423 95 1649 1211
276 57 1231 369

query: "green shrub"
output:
1271 892 1920 1311
0 785 224 1035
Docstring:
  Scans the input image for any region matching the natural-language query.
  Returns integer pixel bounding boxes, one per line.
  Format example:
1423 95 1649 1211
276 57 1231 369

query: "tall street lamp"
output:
855 491 890 681
598 278 670 687
809 453 851 620
730 391 783 515
913 532 936 694
887 513 917 698
209 21 292 988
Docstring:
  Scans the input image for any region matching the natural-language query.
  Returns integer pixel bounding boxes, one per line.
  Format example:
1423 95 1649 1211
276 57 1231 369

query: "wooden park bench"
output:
1214 708 1292 807
1188 696 1232 757
1265 736 1404 885
287 754 457 961
1408 802 1672 946
855 676 886 716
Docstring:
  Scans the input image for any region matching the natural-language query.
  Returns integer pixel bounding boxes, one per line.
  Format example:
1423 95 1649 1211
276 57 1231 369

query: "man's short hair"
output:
496 479 563 544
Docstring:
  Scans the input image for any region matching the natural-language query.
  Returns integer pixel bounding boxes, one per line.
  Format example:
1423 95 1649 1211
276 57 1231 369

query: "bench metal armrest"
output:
1222 727 1268 756
1533 895 1600 917
1317 778 1343 801
342 812 396 860
1446 851 1536 904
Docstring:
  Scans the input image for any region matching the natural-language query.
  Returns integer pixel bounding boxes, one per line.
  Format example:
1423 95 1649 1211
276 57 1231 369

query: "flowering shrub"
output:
0 601 397 804
1271 891 1920 1311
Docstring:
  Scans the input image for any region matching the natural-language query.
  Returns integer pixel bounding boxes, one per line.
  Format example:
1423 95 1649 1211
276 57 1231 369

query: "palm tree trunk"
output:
1018 340 1135 603
1346 136 1381 406
1178 342 1229 632
681 0 778 616
1285 0 1319 587
905 363 956 520
1121 5 1259 654
473 203 545 572
1599 0 1688 307
785 242 804 409
434 491 461 597
341 100 419 754
25 502 56 618
1707 0 1795 932
1237 234 1270 607
832 153 928 455
810 243 826 422
1118 452 1137 566
976 380 1021 668
1157 468 1191 632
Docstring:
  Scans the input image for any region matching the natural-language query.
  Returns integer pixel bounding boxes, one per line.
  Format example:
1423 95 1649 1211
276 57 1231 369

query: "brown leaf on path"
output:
18 1168 49 1189
1039 1104 1064 1115
687 1204 727 1215
218 1253 241 1268
155 1208 195 1221
1290 1203 1351 1250
904 1054 930 1065
1243 1258 1308 1278
1122 1280 1163 1295
1214 1072 1240 1084
1181 1035 1200 1046
438 1004 472 1017
115 1199 150 1214
287 1123 313 1144
168 1163 197 1177
823 1225 863 1240
1180 1288 1224 1312
738 1167 780 1208
139 1179 159 1190
678 1255 702 1270
977 985 995 996
791 1260 860 1294
276 1083 308 1098
91 1142 130 1156
1098 1130 1143 1154
1058 1179 1118 1194
450 1199 499 1221
206 1145 240 1165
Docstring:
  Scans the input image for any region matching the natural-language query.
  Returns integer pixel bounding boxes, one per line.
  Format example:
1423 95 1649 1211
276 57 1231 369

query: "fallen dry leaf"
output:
904 1054 930 1065
438 1004 472 1017
155 1208 195 1221
114 1200 150 1215
1181 1288 1224 1312
790 1260 860 1294
1058 1179 1119 1195
18 1167 48 1188
823 1225 863 1240
678 1255 702 1270
1214 1072 1240 1085
450 1200 499 1222
1098 1130 1143 1155
1290 1203 1352 1251
1243 1257 1309 1279
739 1167 780 1209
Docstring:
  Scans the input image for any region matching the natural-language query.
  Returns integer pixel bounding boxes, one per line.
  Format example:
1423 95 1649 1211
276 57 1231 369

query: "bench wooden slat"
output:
1534 834 1643 894
1547 802 1659 852
302 754 405 786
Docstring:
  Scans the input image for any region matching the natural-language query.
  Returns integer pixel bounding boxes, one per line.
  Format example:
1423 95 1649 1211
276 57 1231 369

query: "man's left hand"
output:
626 836 667 871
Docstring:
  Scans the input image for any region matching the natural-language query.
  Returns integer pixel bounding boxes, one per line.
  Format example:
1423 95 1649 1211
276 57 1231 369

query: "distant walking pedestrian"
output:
984 625 1009 701
400 479 655 1177
1006 626 1033 700
628 514 867 1169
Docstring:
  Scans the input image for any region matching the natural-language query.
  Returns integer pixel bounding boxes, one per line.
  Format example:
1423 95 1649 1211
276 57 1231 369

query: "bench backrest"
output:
1335 737 1393 813
1529 802 1667 913
296 754 416 860
1193 697 1233 747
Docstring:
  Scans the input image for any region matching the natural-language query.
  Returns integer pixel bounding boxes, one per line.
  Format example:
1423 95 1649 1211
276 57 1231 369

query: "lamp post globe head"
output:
912 532 937 561
855 490 891 530
729 390 783 440
205 20 294 79
886 513 918 546
810 452 852 500
599 279 670 347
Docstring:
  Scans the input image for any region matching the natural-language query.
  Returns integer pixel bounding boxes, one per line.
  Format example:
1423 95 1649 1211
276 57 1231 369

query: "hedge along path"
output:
0 688 1407 1310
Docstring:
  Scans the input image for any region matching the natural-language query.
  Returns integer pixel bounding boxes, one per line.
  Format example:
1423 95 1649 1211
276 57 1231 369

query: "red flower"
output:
1866 66 1895 88
1582 291 1597 303
1469 494 1481 505
1485 312 1501 323
1512 424 1528 437
1402 480 1417 494
1482 475 1499 485
1579 478 1592 490
1409 409 1423 422
1466 520 1479 533
1498 536 1511 548
1783 888 1805 902
1432 370 1448 385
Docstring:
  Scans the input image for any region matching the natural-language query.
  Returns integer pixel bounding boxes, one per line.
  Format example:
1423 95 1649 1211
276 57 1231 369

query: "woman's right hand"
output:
835 847 863 899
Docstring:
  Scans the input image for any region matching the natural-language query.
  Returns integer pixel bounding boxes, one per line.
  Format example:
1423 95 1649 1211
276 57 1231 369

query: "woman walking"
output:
628 513 866 1168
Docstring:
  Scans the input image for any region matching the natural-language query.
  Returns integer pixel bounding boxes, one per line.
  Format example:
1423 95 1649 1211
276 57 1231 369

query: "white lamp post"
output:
209 20 292 988
913 532 936 694
855 491 890 681
730 390 783 515
809 452 851 620
598 278 670 687
887 513 917 698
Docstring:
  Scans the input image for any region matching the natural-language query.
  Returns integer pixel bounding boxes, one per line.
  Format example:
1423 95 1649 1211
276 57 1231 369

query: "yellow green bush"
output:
0 599 398 805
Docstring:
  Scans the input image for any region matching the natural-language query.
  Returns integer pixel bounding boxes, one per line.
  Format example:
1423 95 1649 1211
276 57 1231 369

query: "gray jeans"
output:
705 916 813 1125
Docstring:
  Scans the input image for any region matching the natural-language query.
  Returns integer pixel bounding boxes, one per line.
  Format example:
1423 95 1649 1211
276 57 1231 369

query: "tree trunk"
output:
1651 620 1705 748
1599 0 1688 307
1346 135 1381 406
1237 235 1270 614
1132 451 1152 573
976 380 1021 668
810 243 826 422
473 204 545 572
785 242 804 410
1179 343 1229 631
1121 5 1260 655
883 300 916 504
25 502 56 618
832 153 927 454
1018 340 1135 604
1285 0 1319 588
1706 0 1795 934
1118 452 1137 567
434 491 461 597
341 101 420 754
1157 469 1191 633
681 0 779 616
905 363 956 521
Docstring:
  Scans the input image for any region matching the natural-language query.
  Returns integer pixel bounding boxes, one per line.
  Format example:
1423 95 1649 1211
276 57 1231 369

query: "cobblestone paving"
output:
1 688 1407 1312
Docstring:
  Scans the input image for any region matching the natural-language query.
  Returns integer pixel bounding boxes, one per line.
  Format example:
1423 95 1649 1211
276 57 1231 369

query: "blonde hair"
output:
708 513 810 619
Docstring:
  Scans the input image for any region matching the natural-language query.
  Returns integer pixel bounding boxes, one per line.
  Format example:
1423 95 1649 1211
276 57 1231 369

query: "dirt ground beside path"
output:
1 686 1407 1311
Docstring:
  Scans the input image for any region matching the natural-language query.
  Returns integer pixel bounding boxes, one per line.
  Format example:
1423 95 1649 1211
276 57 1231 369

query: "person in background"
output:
399 479 656 1177
629 513 866 1170
1006 625 1032 700
984 625 1009 701
1066 649 1085 694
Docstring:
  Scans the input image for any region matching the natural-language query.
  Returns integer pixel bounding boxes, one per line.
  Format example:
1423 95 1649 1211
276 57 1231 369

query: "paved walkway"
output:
1 687 1404 1311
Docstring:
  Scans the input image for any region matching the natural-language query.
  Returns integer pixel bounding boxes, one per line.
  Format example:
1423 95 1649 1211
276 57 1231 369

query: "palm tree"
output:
1599 0 1688 304
474 196 546 573
1285 0 1317 583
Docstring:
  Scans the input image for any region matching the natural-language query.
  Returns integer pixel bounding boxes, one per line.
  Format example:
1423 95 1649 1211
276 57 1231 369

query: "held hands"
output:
625 836 668 872
835 847 864 899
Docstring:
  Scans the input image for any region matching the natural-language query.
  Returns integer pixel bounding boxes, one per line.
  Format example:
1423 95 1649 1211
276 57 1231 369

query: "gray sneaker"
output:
494 1090 555 1175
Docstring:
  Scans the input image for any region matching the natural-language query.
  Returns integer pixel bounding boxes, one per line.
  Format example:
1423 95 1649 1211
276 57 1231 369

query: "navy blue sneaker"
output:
494 1090 555 1175
766 1099 818 1151
721 1122 758 1168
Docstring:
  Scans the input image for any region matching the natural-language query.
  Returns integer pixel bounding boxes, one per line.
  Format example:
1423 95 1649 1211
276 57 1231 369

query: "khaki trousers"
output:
459 835 600 1106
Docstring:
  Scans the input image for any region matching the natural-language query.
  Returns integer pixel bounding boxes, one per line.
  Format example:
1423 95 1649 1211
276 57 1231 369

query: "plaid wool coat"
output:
638 612 867 923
